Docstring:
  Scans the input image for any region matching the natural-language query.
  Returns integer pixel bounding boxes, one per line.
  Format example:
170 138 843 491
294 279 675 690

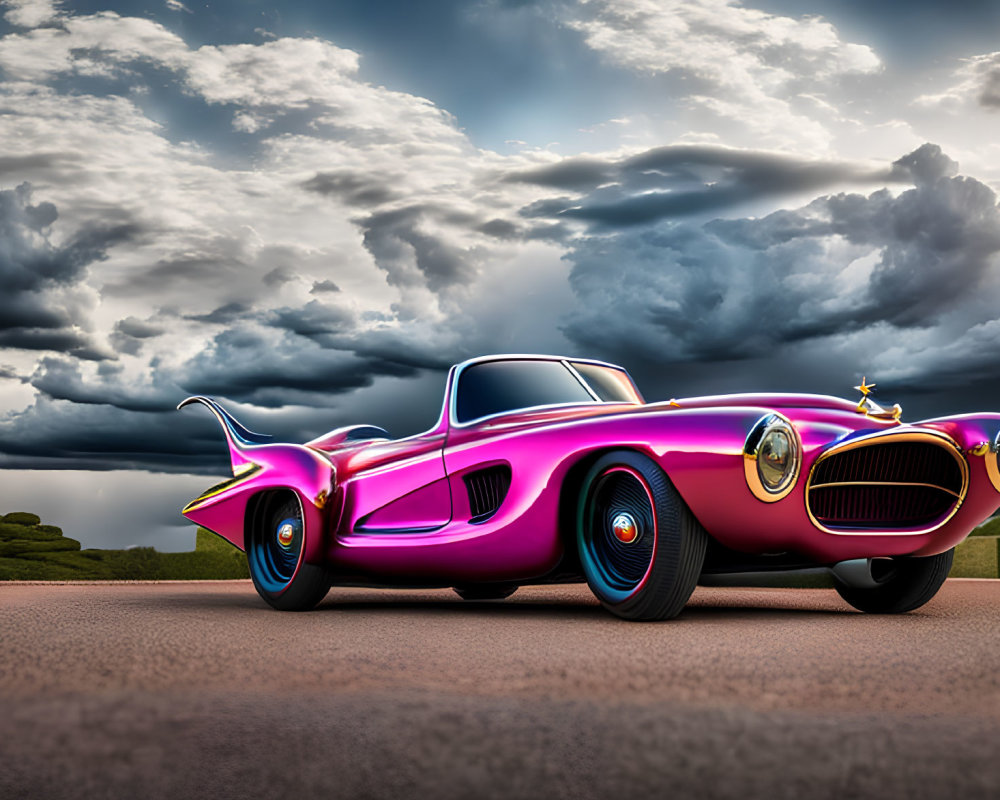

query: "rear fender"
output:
178 396 335 559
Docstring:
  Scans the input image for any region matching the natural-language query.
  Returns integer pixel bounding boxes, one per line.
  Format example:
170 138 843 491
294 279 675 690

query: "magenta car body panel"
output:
178 354 1000 608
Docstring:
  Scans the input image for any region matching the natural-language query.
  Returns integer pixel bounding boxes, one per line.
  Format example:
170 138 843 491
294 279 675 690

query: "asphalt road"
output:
1 580 999 800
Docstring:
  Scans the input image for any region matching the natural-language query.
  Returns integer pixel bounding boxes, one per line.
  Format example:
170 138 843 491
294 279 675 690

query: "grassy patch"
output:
969 517 1000 537
951 536 999 578
0 512 248 581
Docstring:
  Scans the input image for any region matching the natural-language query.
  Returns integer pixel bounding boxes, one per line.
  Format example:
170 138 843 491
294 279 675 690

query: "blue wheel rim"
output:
249 502 303 594
579 467 656 604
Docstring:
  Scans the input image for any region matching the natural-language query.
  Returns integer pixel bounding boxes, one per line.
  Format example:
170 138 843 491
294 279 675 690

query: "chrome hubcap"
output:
611 512 639 544
277 522 295 548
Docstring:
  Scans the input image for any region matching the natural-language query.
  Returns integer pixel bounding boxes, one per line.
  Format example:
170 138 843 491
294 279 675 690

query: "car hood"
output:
653 392 860 414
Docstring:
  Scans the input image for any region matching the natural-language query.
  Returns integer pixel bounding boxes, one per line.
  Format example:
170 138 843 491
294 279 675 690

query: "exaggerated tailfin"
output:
177 395 271 476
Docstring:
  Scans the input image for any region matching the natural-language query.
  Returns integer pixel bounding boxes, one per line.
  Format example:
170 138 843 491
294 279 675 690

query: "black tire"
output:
834 549 954 614
577 450 708 621
246 492 330 611
453 584 518 601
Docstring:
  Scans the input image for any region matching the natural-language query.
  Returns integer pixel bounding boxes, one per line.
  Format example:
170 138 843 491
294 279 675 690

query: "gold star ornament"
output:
854 376 876 412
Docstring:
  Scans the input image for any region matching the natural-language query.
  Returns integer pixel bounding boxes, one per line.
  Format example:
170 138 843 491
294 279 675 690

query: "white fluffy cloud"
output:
917 51 1000 112
2 0 57 28
562 0 881 152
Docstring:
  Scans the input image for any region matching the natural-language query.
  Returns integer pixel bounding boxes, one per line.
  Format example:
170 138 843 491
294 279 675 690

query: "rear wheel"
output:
577 451 707 621
247 492 330 611
453 584 518 601
834 549 954 613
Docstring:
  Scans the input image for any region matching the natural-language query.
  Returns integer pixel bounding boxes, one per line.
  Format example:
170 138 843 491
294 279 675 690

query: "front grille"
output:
808 440 964 530
463 466 511 523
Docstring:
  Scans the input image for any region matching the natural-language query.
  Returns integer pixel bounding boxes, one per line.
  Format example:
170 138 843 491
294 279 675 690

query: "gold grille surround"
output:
805 430 968 536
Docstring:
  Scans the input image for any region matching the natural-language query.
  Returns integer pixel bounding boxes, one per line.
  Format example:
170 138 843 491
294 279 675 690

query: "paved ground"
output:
1 580 999 799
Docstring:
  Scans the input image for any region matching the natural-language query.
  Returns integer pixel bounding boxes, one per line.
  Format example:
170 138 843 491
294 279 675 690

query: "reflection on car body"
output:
178 354 1000 619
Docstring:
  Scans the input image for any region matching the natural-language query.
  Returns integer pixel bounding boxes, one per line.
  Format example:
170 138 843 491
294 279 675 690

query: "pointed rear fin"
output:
177 395 271 475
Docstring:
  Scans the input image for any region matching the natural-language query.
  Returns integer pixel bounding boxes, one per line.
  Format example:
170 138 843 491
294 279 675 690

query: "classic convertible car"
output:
178 354 1000 620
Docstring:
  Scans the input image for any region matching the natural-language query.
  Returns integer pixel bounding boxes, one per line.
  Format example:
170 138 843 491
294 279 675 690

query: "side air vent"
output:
463 465 512 523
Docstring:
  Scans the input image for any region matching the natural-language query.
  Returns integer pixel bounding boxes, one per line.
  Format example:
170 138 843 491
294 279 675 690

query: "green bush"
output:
0 513 249 581
0 539 81 556
2 512 41 525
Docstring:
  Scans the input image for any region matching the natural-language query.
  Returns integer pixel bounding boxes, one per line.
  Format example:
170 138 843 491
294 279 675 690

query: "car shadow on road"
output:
139 585 858 620
310 592 855 621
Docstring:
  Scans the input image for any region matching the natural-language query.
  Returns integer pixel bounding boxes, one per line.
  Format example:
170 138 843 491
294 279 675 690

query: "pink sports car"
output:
178 354 1000 620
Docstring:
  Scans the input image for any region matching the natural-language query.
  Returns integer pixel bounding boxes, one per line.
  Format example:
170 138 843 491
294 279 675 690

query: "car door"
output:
337 432 451 533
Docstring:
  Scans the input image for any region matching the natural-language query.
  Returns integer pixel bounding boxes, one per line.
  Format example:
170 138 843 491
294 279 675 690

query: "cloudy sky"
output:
3 0 1000 550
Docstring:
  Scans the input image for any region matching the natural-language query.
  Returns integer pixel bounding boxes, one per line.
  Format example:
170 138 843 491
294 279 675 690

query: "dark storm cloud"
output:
262 265 297 286
0 182 132 358
110 316 164 355
301 171 398 206
178 326 420 408
0 397 233 474
183 302 252 324
505 157 613 190
712 144 1000 330
114 317 164 339
29 357 178 412
0 328 97 355
512 145 896 228
563 144 1000 370
477 218 520 239
0 300 70 332
979 69 1000 108
359 205 475 291
310 279 340 293
887 143 959 185
102 254 240 296
4 323 443 473
265 300 356 340
1 183 70 293
344 334 455 372
0 153 66 177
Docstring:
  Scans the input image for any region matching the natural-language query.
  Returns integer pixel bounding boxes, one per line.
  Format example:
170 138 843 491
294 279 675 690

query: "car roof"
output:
445 354 641 428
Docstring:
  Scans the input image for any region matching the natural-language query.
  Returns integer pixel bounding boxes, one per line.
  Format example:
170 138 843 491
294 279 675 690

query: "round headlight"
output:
758 427 793 490
744 414 800 502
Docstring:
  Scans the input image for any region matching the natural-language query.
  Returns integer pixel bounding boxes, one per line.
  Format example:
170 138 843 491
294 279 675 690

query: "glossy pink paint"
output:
178 359 1000 587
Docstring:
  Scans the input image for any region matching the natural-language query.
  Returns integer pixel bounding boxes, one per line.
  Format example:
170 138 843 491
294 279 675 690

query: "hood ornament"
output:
853 376 902 421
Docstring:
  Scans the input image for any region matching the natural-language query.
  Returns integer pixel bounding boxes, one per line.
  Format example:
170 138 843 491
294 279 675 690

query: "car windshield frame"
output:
449 356 642 427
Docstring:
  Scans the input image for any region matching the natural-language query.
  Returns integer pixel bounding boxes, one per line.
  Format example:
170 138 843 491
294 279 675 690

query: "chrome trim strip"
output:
563 359 602 402
183 463 263 513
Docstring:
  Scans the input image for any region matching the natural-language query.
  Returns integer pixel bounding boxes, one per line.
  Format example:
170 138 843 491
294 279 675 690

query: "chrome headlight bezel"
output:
986 429 1000 493
743 413 801 502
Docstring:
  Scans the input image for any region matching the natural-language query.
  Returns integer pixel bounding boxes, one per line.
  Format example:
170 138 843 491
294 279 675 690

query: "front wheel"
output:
834 549 954 613
577 451 707 621
247 492 330 611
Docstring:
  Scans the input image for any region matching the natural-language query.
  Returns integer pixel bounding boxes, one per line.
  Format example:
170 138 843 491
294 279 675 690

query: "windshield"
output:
454 359 639 424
